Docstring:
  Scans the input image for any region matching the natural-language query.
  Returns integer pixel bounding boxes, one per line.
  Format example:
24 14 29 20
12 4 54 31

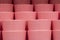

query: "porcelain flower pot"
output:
35 4 53 12
53 20 60 30
28 30 51 40
15 4 33 11
2 30 26 40
32 0 48 4
0 12 13 20
37 11 59 20
53 30 60 40
15 11 36 20
14 0 30 4
0 4 13 12
50 0 60 4
0 0 12 4
28 19 51 30
55 4 60 11
2 20 26 31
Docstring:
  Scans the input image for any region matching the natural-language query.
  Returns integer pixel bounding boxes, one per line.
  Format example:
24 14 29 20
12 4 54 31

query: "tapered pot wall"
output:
35 4 53 12
53 30 60 40
28 19 51 30
53 20 60 30
32 0 48 4
0 0 12 4
55 4 60 11
15 12 36 20
28 30 51 40
2 20 26 31
2 31 26 40
0 12 13 20
15 4 33 11
14 0 30 4
50 0 60 4
0 4 13 12
37 11 59 20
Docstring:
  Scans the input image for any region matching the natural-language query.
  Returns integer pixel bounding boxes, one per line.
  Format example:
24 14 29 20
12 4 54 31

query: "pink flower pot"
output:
55 4 60 11
0 4 13 12
35 4 53 12
15 4 33 11
0 12 13 20
50 0 60 4
53 30 60 40
2 30 26 40
38 11 59 20
2 20 26 31
0 0 12 4
15 11 36 20
28 19 51 30
53 20 60 30
32 0 48 4
28 30 51 40
14 0 30 4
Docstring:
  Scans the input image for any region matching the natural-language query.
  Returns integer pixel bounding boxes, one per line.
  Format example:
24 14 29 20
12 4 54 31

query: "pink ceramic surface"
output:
0 12 13 20
53 30 60 40
32 0 48 4
2 30 26 40
15 4 33 11
50 0 60 4
0 0 12 4
0 4 13 12
0 21 2 30
55 4 60 11
28 30 51 40
38 11 59 20
15 11 36 20
2 20 26 31
0 31 1 40
35 4 53 12
28 19 51 30
53 20 60 30
14 0 30 4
